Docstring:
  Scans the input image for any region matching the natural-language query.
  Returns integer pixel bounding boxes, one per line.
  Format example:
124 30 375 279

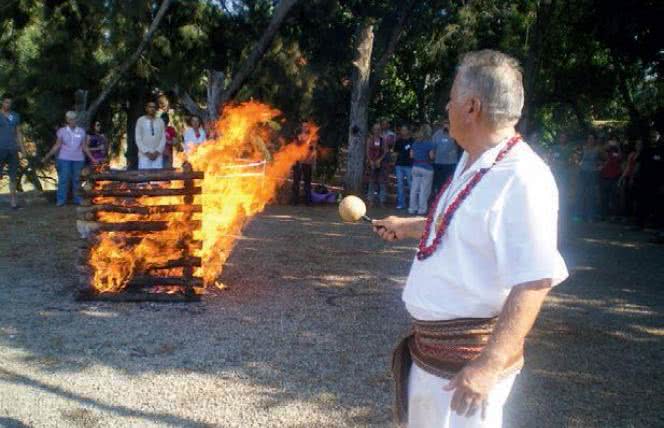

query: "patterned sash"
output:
391 318 523 425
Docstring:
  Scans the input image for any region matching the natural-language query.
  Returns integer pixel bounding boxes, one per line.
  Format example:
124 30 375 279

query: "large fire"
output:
87 101 317 293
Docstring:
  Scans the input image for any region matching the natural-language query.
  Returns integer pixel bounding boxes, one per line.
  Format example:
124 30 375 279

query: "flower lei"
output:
416 134 522 261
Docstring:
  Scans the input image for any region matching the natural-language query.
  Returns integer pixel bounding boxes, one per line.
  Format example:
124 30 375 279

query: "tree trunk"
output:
126 85 148 170
177 0 298 121
176 69 225 123
207 69 226 120
344 22 375 195
218 0 300 107
77 0 173 129
520 0 555 135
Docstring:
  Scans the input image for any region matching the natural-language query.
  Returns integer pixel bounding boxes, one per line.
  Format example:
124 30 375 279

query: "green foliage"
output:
0 0 660 166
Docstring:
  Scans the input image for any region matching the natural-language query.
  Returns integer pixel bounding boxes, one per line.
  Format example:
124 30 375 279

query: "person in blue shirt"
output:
432 120 459 196
0 94 26 209
409 124 435 215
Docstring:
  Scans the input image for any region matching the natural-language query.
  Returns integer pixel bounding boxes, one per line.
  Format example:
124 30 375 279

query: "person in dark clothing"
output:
291 123 317 205
599 139 622 219
393 125 414 209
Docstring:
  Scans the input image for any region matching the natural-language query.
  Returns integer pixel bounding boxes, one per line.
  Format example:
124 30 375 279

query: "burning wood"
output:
76 101 318 303
84 187 202 198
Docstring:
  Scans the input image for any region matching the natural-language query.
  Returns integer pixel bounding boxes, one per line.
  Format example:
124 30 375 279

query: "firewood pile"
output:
75 163 204 302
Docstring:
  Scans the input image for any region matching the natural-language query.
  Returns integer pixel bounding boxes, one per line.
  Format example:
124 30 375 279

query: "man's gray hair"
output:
455 50 524 127
65 111 78 121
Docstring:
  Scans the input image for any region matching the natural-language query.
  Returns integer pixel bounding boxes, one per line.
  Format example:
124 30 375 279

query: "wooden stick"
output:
146 257 202 269
121 237 203 250
91 170 203 183
83 187 202 198
127 276 204 287
78 220 201 233
76 204 202 215
77 289 202 303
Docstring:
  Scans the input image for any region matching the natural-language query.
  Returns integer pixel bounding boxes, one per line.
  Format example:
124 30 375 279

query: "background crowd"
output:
361 119 664 242
0 92 210 208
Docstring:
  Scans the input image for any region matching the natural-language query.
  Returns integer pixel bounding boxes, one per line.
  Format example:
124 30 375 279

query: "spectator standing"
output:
381 119 397 173
135 101 166 169
381 119 397 151
43 111 95 206
291 123 317 205
366 123 388 207
0 94 26 209
409 124 435 215
599 138 623 219
549 132 575 220
87 121 108 165
392 124 414 209
183 115 207 153
618 140 640 218
162 114 177 168
574 132 601 221
431 120 458 196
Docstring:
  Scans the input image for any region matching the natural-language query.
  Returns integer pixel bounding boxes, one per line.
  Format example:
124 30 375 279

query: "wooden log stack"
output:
76 162 204 303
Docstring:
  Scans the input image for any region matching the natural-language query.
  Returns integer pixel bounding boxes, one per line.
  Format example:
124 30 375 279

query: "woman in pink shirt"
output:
43 111 95 206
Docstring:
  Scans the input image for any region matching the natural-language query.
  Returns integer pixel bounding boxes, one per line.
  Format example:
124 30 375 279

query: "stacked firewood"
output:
75 163 204 302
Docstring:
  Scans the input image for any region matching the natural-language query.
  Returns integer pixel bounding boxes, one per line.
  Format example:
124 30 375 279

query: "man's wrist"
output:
476 346 517 370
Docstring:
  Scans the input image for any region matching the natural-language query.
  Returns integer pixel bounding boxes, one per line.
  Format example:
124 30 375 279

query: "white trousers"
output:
409 167 434 215
138 154 164 169
408 363 518 428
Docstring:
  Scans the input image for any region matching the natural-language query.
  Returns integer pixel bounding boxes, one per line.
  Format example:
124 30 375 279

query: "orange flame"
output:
87 101 317 293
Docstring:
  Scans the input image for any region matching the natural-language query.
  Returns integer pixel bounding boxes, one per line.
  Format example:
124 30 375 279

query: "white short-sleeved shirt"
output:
403 137 568 321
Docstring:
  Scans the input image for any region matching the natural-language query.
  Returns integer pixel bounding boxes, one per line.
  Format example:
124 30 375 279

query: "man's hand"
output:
444 356 502 419
372 216 425 241
444 280 552 419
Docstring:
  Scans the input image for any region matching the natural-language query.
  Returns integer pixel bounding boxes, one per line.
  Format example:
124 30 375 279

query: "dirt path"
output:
1 194 662 427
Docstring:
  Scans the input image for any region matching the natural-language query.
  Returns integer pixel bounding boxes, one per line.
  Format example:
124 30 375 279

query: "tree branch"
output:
174 85 207 121
82 0 173 127
218 0 300 106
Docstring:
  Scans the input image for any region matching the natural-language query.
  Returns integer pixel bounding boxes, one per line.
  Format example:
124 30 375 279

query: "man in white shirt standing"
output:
373 50 568 428
135 100 166 169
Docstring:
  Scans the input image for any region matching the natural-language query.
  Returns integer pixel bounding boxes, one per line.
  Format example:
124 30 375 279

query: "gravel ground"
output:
0 193 663 428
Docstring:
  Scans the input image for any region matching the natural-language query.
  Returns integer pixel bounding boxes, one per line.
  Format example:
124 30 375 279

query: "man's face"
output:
399 126 410 138
372 124 382 135
446 78 465 143
381 121 389 131
146 103 157 116
1 98 11 111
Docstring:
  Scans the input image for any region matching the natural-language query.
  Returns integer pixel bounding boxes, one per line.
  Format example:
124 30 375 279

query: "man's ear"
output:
468 97 481 116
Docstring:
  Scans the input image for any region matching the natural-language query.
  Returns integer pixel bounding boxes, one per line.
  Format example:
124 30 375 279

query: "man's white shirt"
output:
403 137 568 321
135 116 166 155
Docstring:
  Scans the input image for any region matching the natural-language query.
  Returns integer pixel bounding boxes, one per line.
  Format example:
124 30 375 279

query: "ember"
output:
76 101 317 302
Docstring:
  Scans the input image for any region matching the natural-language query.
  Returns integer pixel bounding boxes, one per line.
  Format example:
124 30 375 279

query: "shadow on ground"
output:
0 192 663 427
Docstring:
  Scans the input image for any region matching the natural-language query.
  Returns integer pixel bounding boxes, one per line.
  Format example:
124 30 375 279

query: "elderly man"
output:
374 50 568 427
